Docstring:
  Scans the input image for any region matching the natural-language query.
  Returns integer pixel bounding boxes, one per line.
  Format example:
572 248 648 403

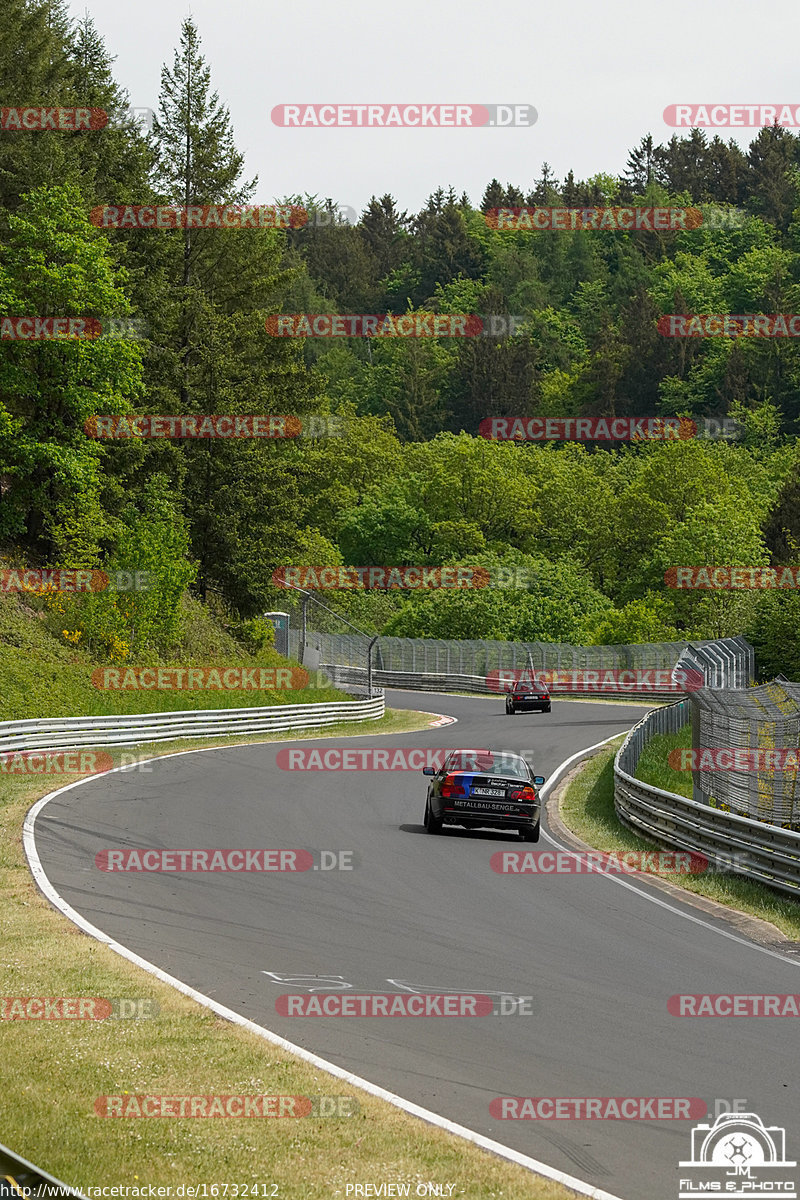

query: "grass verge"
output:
1 708 579 1200
0 591 348 720
634 724 692 797
559 740 800 941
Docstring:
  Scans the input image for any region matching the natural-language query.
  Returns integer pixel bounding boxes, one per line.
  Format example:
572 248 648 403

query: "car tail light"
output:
441 774 466 798
509 786 537 802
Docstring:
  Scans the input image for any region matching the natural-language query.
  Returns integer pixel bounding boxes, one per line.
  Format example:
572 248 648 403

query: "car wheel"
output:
424 799 443 834
519 822 540 842
506 704 515 715
543 705 551 713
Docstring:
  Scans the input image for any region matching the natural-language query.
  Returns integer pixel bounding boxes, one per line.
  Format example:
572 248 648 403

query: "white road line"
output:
539 736 800 970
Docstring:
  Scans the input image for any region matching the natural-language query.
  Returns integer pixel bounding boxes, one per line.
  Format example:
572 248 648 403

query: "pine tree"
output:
746 126 798 230
144 18 326 611
480 179 505 212
562 170 580 207
359 194 409 280
623 135 655 194
0 0 76 208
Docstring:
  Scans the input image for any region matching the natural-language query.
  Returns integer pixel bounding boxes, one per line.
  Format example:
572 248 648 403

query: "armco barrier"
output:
0 1138 85 1197
322 664 685 700
0 695 384 755
613 701 800 897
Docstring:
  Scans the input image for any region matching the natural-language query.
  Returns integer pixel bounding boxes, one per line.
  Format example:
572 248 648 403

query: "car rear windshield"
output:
446 751 529 778
514 679 548 692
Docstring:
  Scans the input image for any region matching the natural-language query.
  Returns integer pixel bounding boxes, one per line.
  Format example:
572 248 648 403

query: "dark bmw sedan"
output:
505 677 551 714
423 749 545 841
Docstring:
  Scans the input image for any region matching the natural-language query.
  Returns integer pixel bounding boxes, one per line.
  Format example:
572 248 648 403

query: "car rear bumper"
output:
439 801 539 827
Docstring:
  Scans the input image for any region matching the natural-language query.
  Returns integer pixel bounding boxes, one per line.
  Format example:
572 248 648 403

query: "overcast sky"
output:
69 0 800 216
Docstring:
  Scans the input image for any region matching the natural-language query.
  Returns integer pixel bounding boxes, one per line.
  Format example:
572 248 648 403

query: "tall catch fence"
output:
288 630 754 698
688 677 800 828
615 688 800 896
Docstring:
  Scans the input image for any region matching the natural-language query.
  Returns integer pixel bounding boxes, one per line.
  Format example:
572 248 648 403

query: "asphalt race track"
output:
32 691 800 1200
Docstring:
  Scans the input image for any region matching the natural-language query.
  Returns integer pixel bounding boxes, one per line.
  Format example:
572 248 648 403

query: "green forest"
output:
2 0 800 685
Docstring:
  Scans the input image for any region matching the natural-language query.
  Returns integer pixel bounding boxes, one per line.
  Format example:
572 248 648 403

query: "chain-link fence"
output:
688 678 800 828
276 588 754 691
286 625 752 698
615 701 800 894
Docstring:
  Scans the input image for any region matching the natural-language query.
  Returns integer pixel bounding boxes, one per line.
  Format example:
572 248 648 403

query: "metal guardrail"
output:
0 695 385 755
614 702 800 898
321 664 683 701
0 1139 86 1197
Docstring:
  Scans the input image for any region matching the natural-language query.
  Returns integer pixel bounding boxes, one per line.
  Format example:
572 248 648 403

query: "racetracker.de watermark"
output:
94 1095 359 1117
479 416 740 442
0 317 103 339
477 416 739 441
669 995 800 1016
659 314 800 337
275 993 533 1016
664 103 800 127
90 205 307 229
91 666 310 690
489 850 747 875
264 314 525 337
0 107 107 130
1 997 157 1019
276 747 506 771
271 104 536 127
94 848 355 871
665 566 800 589
85 415 301 439
491 1097 705 1119
668 748 800 771
0 568 152 592
0 750 113 775
0 317 150 341
487 668 704 693
98 317 150 340
106 106 155 131
485 207 701 231
1 751 159 777
272 565 490 590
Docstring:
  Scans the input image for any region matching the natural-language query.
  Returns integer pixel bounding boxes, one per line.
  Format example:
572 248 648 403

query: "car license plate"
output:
455 800 507 810
472 787 505 797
